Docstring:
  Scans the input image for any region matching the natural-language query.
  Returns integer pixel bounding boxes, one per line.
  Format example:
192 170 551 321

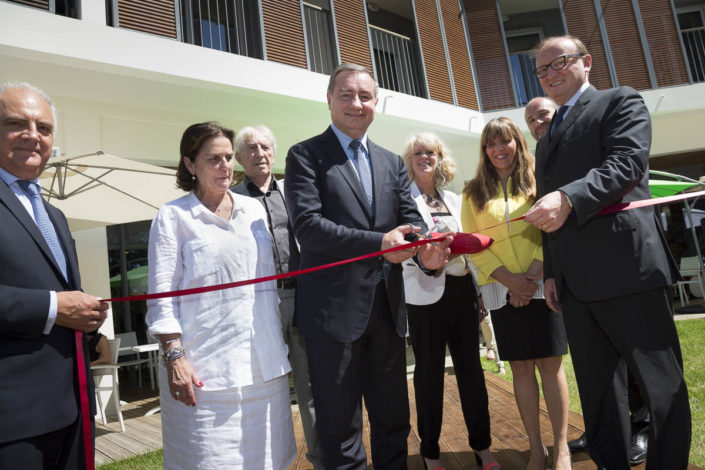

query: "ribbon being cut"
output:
105 189 705 304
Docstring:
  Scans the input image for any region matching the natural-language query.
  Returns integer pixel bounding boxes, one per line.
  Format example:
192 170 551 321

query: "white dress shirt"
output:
147 191 290 390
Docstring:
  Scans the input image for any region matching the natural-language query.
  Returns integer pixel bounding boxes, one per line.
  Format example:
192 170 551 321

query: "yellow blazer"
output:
461 178 542 286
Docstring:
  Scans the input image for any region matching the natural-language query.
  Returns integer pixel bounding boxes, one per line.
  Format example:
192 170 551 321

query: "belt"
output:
277 277 297 289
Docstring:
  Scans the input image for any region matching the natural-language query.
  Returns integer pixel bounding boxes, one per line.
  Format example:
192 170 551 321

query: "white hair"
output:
0 81 58 135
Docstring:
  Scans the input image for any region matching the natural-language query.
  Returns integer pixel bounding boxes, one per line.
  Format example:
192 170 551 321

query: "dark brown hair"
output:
463 117 536 211
176 122 235 191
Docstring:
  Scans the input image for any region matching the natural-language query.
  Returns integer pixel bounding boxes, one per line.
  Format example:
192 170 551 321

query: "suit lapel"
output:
367 139 385 220
0 179 70 287
544 86 596 162
323 127 372 220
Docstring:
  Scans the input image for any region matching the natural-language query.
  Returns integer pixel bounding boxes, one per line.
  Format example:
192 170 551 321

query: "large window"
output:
677 5 705 83
506 28 544 106
303 0 337 75
107 221 150 342
180 0 263 59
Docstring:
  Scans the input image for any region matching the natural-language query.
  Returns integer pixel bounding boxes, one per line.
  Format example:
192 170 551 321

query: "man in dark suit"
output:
0 82 109 469
285 63 452 470
524 36 691 469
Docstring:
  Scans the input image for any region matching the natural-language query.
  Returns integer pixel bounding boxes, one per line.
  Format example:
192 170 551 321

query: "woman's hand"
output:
167 357 203 407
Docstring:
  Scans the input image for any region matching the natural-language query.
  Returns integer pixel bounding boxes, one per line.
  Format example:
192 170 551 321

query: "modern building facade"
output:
1 0 704 335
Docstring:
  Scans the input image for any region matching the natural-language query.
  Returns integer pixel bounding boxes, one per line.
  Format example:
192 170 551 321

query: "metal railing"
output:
682 28 705 83
369 25 426 98
180 0 263 59
509 52 544 106
303 2 337 75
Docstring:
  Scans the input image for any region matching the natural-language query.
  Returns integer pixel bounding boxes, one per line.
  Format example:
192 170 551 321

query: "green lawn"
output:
480 316 705 467
98 318 705 469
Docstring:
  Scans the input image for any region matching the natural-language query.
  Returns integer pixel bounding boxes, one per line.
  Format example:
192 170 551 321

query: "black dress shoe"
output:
568 433 588 453
630 434 648 466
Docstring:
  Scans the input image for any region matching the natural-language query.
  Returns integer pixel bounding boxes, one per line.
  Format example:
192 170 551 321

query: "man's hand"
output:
524 190 571 233
544 278 562 313
381 224 422 263
55 291 109 332
418 233 454 270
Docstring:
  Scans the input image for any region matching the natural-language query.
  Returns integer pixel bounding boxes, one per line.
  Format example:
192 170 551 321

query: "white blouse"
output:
146 192 290 390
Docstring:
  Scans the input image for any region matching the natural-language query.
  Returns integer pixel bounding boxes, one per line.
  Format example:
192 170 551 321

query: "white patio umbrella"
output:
39 151 184 230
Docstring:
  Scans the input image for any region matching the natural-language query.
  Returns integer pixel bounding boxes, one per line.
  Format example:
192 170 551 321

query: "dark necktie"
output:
550 105 569 140
349 140 374 211
17 180 68 280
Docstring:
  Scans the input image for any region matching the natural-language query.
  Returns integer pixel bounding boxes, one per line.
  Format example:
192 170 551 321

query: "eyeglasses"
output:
533 54 584 78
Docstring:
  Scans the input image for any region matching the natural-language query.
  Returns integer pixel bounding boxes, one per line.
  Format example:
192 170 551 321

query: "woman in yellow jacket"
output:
461 117 571 470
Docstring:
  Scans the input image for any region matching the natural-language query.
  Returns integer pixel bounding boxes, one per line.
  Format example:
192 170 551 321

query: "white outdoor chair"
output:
675 256 705 307
115 332 153 388
91 338 125 432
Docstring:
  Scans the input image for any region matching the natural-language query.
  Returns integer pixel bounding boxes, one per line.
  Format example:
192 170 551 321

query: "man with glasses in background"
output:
524 36 691 469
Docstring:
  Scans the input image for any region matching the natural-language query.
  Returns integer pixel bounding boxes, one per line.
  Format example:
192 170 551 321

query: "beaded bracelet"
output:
161 346 186 365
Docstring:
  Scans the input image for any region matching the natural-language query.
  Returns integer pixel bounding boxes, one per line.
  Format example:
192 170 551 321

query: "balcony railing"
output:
180 0 263 59
509 52 544 106
369 25 426 98
303 2 337 75
682 27 705 83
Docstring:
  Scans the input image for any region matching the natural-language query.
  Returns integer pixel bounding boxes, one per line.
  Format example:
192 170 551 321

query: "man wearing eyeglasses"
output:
524 36 691 469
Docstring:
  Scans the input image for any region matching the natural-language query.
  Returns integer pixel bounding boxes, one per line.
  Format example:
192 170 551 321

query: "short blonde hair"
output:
401 133 456 188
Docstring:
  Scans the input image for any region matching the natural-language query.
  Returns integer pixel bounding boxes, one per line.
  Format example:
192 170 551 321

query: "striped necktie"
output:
17 180 68 280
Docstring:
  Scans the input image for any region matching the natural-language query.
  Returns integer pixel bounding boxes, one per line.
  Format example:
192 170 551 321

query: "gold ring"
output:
541 224 547 231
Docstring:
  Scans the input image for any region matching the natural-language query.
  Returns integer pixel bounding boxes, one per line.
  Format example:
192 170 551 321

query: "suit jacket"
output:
284 126 426 342
0 178 91 443
535 85 678 302
402 183 463 305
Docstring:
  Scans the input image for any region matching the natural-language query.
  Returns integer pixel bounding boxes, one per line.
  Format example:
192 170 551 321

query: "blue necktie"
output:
18 180 68 280
349 140 374 212
550 105 569 140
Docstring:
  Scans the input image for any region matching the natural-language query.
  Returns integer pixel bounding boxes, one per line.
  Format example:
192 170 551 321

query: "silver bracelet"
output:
161 346 186 364
161 338 181 346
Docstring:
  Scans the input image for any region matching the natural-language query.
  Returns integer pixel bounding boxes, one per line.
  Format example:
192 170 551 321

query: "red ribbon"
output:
105 190 705 304
75 330 95 470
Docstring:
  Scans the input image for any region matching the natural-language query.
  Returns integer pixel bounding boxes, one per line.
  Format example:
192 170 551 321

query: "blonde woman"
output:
461 118 571 470
402 133 499 470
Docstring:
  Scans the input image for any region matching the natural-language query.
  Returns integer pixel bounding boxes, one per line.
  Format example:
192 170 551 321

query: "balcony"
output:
369 25 425 98
682 28 705 83
302 1 337 75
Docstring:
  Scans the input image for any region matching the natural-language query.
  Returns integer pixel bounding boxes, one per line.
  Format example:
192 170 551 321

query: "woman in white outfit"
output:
401 133 499 470
147 122 295 470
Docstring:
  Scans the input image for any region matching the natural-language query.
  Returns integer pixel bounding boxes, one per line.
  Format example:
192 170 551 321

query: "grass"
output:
97 449 162 469
480 316 705 467
99 318 705 469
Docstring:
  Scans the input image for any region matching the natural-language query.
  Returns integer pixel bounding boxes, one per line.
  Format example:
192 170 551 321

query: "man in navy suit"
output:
285 64 451 470
0 82 109 469
525 36 691 469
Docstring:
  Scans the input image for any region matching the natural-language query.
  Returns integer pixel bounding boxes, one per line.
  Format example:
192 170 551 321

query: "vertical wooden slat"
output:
638 0 690 87
116 0 177 39
600 0 651 90
332 0 373 73
262 0 307 68
439 0 477 110
413 0 453 104
560 0 612 90
461 0 514 111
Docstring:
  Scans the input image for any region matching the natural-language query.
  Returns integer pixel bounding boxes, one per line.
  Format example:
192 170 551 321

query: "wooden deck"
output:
96 368 701 469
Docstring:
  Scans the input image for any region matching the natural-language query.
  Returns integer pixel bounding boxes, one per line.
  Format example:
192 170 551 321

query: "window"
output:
303 0 337 75
505 28 545 106
677 6 705 82
180 0 263 59
6 0 79 18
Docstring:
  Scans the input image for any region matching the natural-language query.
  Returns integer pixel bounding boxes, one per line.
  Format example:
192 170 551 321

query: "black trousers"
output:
0 416 84 470
562 286 691 470
407 275 491 459
306 282 410 470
